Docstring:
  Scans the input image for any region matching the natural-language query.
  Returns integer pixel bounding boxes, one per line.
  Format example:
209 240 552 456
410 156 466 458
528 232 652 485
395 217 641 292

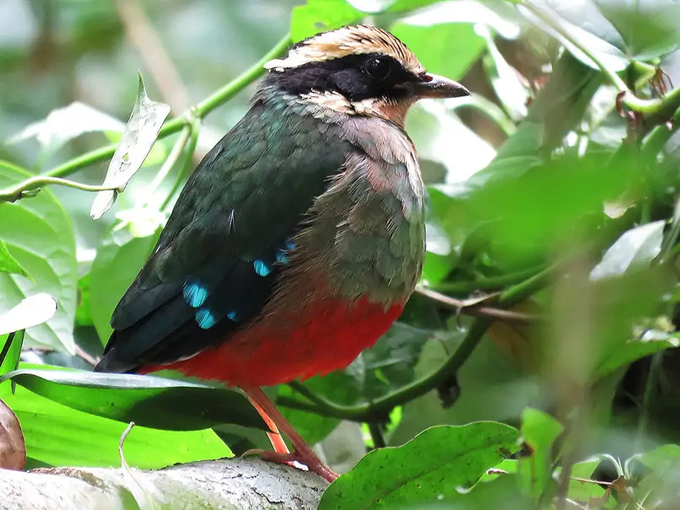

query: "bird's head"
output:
263 25 470 127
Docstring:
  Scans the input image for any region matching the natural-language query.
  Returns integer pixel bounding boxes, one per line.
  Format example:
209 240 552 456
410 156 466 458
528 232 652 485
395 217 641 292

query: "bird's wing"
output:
96 102 348 372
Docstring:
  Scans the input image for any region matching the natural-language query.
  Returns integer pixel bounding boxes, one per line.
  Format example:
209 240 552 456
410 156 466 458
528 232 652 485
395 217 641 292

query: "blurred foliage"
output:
2 0 680 508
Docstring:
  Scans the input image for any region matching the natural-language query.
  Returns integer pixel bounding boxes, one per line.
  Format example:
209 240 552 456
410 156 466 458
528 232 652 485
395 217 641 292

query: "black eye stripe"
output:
265 53 419 102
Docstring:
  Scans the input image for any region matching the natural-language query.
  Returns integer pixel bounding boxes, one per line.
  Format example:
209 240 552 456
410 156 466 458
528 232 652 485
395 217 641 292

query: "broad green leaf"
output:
518 408 563 500
0 330 24 376
0 382 230 469
638 444 680 471
7 102 124 163
596 0 680 60
519 0 629 71
0 294 57 337
90 226 160 344
0 239 26 277
0 165 77 353
318 422 520 509
590 221 665 281
391 22 485 81
90 73 171 220
2 368 267 431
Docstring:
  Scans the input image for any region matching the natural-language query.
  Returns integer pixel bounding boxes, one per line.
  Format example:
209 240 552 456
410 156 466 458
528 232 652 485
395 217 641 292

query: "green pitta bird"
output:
95 25 469 481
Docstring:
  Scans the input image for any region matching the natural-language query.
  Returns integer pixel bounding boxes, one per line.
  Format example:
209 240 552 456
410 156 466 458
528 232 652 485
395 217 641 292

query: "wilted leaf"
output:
319 423 519 509
0 240 27 277
518 408 563 500
0 398 25 470
0 294 57 337
590 221 665 281
1 368 267 431
90 73 171 220
7 102 124 163
0 165 77 354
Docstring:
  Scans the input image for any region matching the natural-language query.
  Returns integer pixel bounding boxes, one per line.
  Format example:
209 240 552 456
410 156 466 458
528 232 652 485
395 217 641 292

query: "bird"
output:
95 24 470 482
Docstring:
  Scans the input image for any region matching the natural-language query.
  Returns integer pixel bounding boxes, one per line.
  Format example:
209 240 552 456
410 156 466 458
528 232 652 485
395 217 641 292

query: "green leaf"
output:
520 0 629 71
518 409 563 500
565 456 607 502
390 22 485 80
291 0 449 41
0 330 24 376
0 165 78 353
590 221 665 281
638 444 680 471
2 368 267 431
0 382 231 469
0 239 26 277
0 294 57 337
90 226 160 344
596 0 680 60
90 73 171 219
595 330 680 379
318 422 520 509
8 102 124 164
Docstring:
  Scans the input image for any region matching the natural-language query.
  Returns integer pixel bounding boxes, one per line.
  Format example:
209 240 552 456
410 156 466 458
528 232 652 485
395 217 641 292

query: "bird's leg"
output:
246 393 290 454
241 385 339 483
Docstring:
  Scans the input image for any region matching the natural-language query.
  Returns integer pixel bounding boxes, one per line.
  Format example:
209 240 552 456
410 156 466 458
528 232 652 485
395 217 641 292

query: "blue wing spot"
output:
285 240 296 250
195 308 218 329
183 281 209 308
227 310 238 321
253 259 272 277
276 251 290 264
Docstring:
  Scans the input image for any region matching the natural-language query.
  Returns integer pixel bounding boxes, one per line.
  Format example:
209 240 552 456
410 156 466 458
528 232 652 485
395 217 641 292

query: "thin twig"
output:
415 286 541 323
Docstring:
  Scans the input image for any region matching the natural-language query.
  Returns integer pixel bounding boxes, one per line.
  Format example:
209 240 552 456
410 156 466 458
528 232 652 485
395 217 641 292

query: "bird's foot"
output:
243 448 339 483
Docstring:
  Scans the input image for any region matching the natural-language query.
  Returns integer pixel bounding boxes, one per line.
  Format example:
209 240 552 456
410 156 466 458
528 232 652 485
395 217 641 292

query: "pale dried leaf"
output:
0 293 58 337
0 398 25 470
90 73 171 220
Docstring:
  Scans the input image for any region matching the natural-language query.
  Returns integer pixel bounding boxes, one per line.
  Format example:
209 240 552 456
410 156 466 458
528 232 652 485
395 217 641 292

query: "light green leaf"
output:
0 239 26 277
0 166 77 353
7 102 124 163
90 73 171 220
90 226 160 344
518 409 563 500
590 221 665 281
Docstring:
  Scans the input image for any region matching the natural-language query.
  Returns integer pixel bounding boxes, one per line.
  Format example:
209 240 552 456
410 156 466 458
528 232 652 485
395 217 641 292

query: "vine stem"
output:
0 176 121 203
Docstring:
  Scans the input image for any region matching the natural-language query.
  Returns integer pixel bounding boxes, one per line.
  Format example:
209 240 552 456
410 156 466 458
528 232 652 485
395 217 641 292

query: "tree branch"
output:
414 286 541 323
0 458 326 510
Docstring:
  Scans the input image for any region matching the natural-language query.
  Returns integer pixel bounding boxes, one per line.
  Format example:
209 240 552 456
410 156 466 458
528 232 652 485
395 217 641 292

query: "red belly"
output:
147 297 404 387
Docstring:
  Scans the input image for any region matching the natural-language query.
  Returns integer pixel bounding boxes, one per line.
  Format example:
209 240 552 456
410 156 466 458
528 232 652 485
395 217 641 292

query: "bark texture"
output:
0 457 328 509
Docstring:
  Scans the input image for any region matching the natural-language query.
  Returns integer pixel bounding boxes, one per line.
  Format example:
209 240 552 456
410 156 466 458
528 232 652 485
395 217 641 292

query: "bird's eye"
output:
365 57 392 81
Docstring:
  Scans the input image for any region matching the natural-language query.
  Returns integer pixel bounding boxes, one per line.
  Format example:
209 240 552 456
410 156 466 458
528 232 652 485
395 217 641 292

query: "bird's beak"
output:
413 73 470 99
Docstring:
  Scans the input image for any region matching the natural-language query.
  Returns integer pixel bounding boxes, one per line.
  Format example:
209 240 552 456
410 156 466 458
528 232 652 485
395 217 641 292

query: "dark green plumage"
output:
98 92 352 371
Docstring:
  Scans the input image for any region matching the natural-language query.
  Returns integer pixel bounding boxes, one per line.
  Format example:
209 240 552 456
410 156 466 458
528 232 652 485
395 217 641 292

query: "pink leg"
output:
241 385 339 483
